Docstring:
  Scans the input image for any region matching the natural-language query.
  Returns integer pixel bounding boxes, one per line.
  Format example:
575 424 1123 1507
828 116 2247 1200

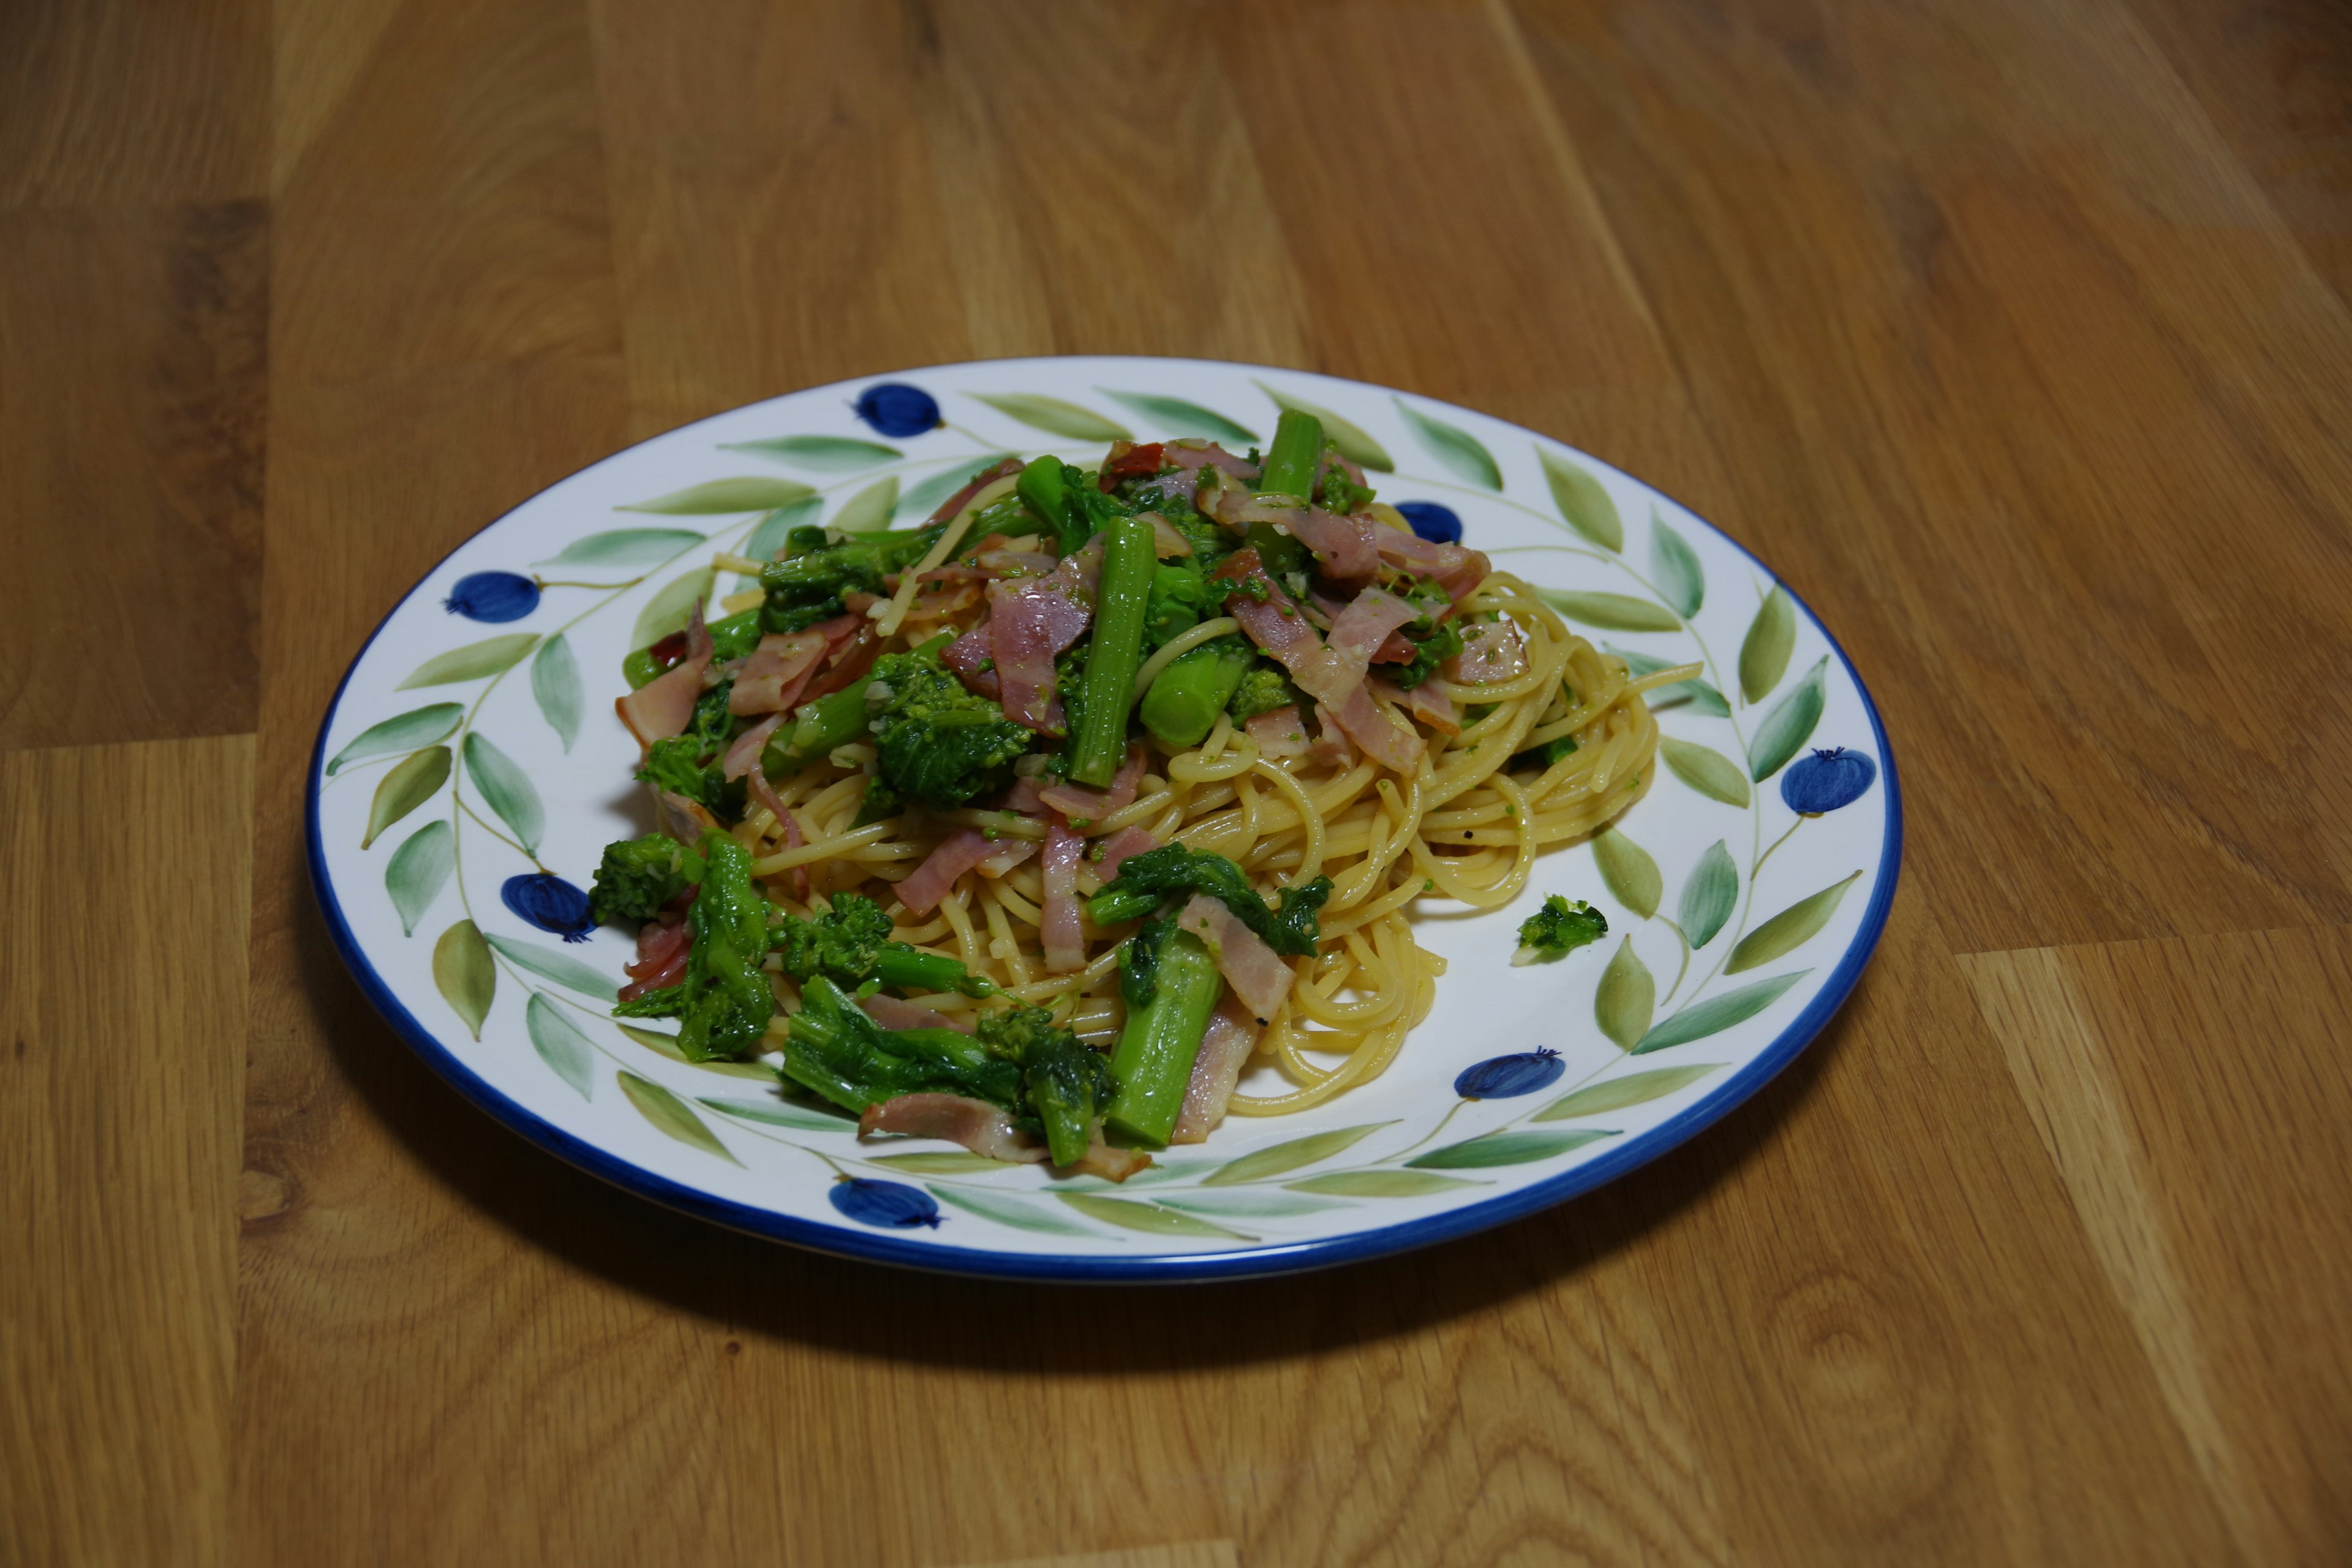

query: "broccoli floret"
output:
633 678 744 815
978 1005 1117 1167
672 831 777 1060
587 832 704 924
757 528 936 634
770 892 894 987
781 976 1022 1114
1388 617 1463 689
1087 843 1332 958
1513 895 1608 967
1314 445 1376 514
1226 660 1300 724
863 644 1034 814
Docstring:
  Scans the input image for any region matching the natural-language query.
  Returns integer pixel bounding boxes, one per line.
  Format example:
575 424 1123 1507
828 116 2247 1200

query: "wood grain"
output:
6 0 2352 1562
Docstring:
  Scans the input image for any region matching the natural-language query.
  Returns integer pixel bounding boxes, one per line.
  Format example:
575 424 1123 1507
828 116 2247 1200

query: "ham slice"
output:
620 911 691 1000
1171 998 1261 1144
1294 587 1420 708
862 995 974 1034
658 788 722 840
897 829 998 917
1040 821 1086 973
987 570 1092 734
1175 892 1295 1023
1163 440 1259 483
996 774 1047 815
1286 509 1381 579
942 617 1002 700
1447 618 1526 684
926 456 1026 526
1036 744 1145 823
722 712 785 780
728 628 829 715
1245 705 1311 759
1373 629 1413 664
860 1095 1046 1163
750 778 810 900
1373 530 1492 601
1382 676 1461 736
1325 682 1425 772
1213 548 1325 677
1306 704 1357 770
616 602 714 747
799 624 881 703
1093 825 1159 881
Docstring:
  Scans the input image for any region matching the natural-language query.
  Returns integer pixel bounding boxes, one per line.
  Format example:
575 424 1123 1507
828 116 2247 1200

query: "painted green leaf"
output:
1592 825 1661 918
930 1185 1094 1235
1285 1170 1489 1197
326 703 462 775
484 932 616 1001
898 454 1019 521
739 496 823 579
529 635 581 752
1677 840 1739 950
720 435 901 473
385 820 455 936
699 1095 857 1131
866 1151 1008 1175
1539 448 1623 551
631 567 715 652
1099 390 1259 445
461 733 543 856
524 992 596 1099
533 527 705 573
1739 585 1795 703
1634 971 1809 1054
1534 1064 1724 1121
1254 382 1393 471
1536 589 1680 633
1728 871 1862 974
1153 1189 1343 1218
432 919 494 1041
1057 1193 1253 1240
622 1025 772 1078
1595 936 1655 1052
617 477 816 514
1650 514 1705 617
1112 1159 1218 1188
1605 646 1728 717
968 392 1131 442
827 475 899 535
363 745 451 848
1660 738 1752 808
1394 398 1501 489
1405 1128 1619 1169
396 634 539 690
617 1071 741 1163
1747 657 1828 781
1199 1121 1393 1186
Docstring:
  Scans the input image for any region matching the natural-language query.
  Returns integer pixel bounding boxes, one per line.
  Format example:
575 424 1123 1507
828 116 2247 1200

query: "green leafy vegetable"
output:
1225 660 1300 724
1513 895 1608 967
862 643 1034 814
1086 843 1331 957
977 1005 1116 1167
587 832 705 924
672 832 777 1062
781 976 1021 1114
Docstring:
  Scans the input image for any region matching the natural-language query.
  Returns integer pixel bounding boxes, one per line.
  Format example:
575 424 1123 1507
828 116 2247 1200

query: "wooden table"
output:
7 2 2350 1563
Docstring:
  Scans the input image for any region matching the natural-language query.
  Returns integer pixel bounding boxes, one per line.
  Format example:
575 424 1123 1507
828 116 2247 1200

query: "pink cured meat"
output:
1039 821 1086 973
976 547 1058 578
897 829 998 917
1325 681 1425 772
1382 675 1461 736
728 629 829 715
1284 509 1381 579
1036 744 1146 823
942 617 1001 700
616 602 714 747
997 774 1048 815
1170 998 1261 1145
748 776 810 899
862 995 974 1035
1447 618 1527 684
859 1095 1046 1163
1245 705 1311 760
1175 892 1295 1024
974 837 1038 878
1306 706 1357 771
1163 440 1258 483
986 572 1091 734
1093 825 1159 881
1294 587 1420 708
721 712 785 780
1215 549 1324 678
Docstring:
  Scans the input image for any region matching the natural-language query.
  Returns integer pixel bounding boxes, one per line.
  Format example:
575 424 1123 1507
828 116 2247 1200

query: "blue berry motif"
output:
1395 502 1463 545
1454 1047 1566 1099
830 1178 943 1229
1780 747 1877 815
442 571 541 622
500 873 596 941
853 383 942 438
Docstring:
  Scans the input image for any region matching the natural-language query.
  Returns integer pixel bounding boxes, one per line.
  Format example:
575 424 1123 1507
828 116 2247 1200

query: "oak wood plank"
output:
0 736 253 1568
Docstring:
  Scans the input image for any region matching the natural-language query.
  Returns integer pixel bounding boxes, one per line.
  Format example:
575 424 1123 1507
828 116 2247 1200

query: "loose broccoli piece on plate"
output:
587 832 704 924
1085 843 1332 958
978 1005 1117 1167
1513 895 1608 967
863 643 1034 814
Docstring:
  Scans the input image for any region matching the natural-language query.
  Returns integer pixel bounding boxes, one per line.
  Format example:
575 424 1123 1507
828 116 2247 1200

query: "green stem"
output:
1104 928 1221 1145
1659 918 1693 1007
1068 514 1156 786
1257 409 1322 500
458 796 543 869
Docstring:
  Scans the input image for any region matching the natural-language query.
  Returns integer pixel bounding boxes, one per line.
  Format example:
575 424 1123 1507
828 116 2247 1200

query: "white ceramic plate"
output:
308 356 1899 1281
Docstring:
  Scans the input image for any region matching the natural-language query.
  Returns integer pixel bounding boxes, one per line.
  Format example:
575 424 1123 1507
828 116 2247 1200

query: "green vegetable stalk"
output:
674 831 778 1061
1104 925 1223 1146
761 676 876 777
1067 513 1157 787
771 892 997 998
1256 409 1324 501
976 1006 1115 1167
1139 636 1254 749
1087 843 1331 958
782 976 1021 1112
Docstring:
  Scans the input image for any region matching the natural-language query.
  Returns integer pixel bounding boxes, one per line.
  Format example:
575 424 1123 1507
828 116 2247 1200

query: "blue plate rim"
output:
304 355 1903 1284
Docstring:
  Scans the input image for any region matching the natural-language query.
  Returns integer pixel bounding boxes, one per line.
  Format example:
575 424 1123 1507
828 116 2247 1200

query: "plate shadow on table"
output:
283 860 1859 1371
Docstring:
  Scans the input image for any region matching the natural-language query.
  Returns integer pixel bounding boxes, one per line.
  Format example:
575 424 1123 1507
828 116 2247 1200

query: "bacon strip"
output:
1324 682 1425 772
1294 587 1419 709
1040 821 1086 973
1036 744 1146 823
1070 1134 1151 1182
1213 548 1324 677
862 995 973 1035
1382 675 1461 736
728 628 829 715
1373 529 1493 602
616 603 714 747
721 712 785 780
1171 998 1261 1144
941 616 1001 700
1175 892 1294 1023
986 571 1091 734
1285 509 1381 579
620 912 691 1001
1245 705 1311 759
860 1095 1046 1163
896 829 997 917
799 624 882 703
1163 440 1259 483
1447 618 1526 684
1093 824 1159 881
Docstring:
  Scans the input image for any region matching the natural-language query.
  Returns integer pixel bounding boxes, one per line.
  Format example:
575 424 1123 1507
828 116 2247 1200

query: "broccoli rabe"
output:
1513 895 1608 967
587 832 704 924
862 643 1035 815
1087 843 1332 958
1226 660 1300 724
1314 445 1376 515
634 678 742 815
1016 458 1130 557
782 976 1022 1114
977 1005 1116 1167
770 892 998 998
673 831 778 1060
1143 560 1207 647
1387 617 1463 689
757 527 936 635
